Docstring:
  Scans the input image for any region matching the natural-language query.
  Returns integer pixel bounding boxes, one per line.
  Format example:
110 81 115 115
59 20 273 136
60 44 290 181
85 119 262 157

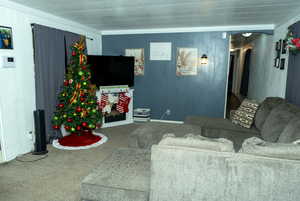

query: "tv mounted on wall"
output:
87 55 134 87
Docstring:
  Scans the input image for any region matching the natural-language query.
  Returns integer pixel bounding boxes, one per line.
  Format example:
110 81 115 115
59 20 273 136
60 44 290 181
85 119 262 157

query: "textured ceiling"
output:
9 0 300 30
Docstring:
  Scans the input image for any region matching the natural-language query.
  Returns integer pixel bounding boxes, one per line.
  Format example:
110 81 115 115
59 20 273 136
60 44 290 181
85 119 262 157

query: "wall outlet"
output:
166 109 171 116
27 131 33 141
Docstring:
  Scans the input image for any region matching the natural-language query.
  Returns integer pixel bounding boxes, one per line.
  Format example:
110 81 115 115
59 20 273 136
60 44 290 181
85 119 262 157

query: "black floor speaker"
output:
33 109 48 155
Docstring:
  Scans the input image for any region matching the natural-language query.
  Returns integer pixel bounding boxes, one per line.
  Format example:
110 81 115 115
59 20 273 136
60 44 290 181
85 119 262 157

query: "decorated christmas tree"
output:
52 38 102 138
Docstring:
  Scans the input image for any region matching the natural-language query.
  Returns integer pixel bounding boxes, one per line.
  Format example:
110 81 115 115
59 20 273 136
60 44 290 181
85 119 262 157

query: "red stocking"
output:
100 94 108 110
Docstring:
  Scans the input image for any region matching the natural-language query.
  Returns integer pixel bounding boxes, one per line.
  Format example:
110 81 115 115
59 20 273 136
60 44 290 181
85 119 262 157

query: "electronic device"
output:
33 110 48 155
87 55 134 87
1 56 15 68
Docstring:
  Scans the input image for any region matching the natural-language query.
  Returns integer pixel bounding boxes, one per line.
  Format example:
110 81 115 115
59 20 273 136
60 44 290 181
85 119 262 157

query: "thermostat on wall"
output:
2 56 16 68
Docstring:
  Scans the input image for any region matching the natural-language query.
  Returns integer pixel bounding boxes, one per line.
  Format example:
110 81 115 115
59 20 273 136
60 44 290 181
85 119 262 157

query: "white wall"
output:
248 34 273 102
0 0 102 162
264 13 300 98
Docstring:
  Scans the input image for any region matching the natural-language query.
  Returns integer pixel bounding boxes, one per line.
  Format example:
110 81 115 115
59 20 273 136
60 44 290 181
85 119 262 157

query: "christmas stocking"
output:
117 93 131 113
100 94 108 110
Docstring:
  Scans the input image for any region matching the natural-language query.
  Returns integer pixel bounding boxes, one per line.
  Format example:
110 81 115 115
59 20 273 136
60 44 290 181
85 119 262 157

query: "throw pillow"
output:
232 99 259 128
239 137 300 160
278 117 300 143
159 133 234 152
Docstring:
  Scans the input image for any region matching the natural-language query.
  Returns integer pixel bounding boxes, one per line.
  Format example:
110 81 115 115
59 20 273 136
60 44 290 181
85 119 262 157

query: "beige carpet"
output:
0 123 140 201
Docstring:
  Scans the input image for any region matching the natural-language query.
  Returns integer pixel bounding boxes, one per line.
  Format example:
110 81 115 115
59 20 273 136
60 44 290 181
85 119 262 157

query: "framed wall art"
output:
0 26 13 49
176 48 198 76
125 48 145 76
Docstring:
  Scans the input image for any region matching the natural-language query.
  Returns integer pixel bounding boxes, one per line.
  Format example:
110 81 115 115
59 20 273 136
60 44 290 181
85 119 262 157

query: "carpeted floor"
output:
0 123 141 201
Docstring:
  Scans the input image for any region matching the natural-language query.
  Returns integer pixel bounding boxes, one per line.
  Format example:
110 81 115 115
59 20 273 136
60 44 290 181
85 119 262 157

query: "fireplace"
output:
104 104 126 123
96 86 134 128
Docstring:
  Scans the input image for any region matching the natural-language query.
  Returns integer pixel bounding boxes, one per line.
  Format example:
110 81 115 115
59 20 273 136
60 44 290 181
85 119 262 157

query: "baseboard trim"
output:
150 119 184 124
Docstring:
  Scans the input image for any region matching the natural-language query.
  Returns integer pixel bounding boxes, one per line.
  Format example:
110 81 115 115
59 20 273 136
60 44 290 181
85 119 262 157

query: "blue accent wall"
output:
102 32 230 121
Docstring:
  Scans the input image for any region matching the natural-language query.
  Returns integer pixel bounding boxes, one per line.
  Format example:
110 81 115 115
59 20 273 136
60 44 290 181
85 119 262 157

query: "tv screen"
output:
87 55 134 87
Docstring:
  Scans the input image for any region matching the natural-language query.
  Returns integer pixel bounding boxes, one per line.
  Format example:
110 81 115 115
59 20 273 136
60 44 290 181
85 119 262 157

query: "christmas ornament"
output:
89 124 95 128
76 125 82 131
64 125 71 130
76 107 82 112
53 125 60 129
80 97 85 102
63 114 67 118
71 127 76 132
64 80 69 86
92 109 97 113
82 122 88 127
78 71 84 76
72 51 76 56
53 116 59 120
67 118 73 122
81 66 87 70
58 103 64 108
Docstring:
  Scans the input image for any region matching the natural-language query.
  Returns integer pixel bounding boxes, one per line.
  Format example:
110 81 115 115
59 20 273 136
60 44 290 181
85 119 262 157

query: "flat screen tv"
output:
87 55 134 87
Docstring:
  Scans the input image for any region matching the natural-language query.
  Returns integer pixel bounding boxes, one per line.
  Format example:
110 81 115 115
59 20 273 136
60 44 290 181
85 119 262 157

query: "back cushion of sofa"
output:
159 134 234 152
261 103 296 142
254 97 285 131
278 117 300 143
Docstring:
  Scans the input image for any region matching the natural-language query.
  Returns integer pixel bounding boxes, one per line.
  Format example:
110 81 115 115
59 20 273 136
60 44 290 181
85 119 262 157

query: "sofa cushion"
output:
81 148 150 201
128 122 202 149
254 97 285 131
232 99 259 128
185 116 259 134
278 117 300 143
159 133 234 152
239 137 300 160
201 128 260 152
261 103 296 142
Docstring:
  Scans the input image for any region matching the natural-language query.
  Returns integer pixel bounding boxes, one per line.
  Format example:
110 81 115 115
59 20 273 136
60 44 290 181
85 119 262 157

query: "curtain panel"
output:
32 24 84 142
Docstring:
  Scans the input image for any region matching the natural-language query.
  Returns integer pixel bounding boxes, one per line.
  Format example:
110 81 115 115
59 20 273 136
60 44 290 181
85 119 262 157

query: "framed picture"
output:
276 40 281 51
281 40 287 54
274 57 280 68
0 26 13 49
280 58 285 70
176 48 198 76
125 48 145 76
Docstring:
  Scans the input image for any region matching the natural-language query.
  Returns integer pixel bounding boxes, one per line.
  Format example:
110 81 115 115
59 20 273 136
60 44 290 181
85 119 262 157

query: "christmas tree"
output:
52 38 102 135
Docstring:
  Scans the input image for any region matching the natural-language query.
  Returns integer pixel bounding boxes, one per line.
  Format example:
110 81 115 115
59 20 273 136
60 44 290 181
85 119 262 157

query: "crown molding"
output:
101 24 275 35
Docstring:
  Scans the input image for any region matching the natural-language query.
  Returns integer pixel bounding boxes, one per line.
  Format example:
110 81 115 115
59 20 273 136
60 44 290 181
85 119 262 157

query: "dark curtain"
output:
32 24 85 142
286 21 300 106
240 49 252 97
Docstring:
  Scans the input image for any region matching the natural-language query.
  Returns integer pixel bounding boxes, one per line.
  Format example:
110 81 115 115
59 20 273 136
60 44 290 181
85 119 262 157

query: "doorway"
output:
226 32 273 117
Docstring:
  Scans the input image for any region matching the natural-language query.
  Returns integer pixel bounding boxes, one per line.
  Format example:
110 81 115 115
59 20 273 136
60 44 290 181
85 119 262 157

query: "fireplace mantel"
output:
96 86 134 128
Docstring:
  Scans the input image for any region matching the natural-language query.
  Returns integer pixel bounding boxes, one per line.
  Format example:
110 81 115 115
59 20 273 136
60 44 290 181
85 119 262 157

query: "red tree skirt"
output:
58 130 102 147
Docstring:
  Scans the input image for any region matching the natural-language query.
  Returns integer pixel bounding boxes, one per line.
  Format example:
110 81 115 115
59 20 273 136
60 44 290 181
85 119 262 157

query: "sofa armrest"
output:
239 137 300 160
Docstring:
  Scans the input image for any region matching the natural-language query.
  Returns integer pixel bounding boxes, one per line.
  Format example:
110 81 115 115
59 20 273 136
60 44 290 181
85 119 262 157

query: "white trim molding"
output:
102 24 275 35
150 119 184 124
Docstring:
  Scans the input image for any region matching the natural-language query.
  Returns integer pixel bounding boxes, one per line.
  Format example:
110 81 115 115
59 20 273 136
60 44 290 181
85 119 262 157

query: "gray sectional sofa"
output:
129 97 300 150
81 97 300 201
